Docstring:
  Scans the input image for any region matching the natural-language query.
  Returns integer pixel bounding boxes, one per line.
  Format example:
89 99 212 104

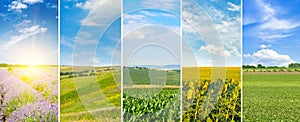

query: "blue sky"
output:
60 0 121 66
243 0 300 67
183 0 241 66
61 0 180 66
0 0 57 65
123 0 180 66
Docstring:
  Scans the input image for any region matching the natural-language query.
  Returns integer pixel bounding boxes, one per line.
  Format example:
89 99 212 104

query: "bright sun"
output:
16 47 44 66
29 63 35 68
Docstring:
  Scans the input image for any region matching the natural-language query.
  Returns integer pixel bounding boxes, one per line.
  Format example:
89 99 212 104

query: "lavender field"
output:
0 67 58 121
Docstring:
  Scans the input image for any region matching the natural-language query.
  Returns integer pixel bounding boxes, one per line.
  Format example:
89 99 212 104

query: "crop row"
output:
123 88 180 122
0 69 58 121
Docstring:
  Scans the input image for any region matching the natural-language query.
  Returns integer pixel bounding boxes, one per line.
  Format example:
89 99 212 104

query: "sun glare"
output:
15 47 46 66
29 63 35 68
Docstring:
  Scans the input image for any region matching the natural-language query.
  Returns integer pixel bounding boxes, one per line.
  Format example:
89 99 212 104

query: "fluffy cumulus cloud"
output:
8 0 44 12
8 1 28 12
245 49 294 66
199 45 231 57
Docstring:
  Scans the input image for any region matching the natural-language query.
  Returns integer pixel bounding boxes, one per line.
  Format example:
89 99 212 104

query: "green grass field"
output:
123 67 180 86
243 74 300 121
60 66 121 122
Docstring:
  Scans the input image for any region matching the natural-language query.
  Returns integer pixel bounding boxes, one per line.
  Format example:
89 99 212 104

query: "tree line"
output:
243 63 300 68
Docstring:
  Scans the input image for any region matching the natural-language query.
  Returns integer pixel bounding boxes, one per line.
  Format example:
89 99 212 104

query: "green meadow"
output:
60 66 121 122
243 74 300 121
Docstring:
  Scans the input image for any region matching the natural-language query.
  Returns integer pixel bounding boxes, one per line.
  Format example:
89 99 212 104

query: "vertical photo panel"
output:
243 0 300 121
0 0 58 121
122 0 181 121
60 0 121 121
182 0 241 121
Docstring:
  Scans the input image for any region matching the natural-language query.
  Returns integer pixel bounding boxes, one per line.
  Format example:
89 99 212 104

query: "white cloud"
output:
61 36 75 49
14 20 32 28
255 0 275 21
259 17 300 31
75 2 84 8
139 11 158 17
124 14 147 24
259 33 293 40
8 0 44 12
227 2 240 11
183 0 241 63
259 44 271 49
45 3 57 9
23 0 43 4
64 5 70 9
75 31 98 45
247 0 300 41
249 49 294 66
123 26 180 65
142 0 179 11
182 0 238 66
88 57 100 63
2 25 47 49
123 11 179 34
78 0 120 26
199 45 231 57
75 0 107 11
243 54 251 58
8 1 28 12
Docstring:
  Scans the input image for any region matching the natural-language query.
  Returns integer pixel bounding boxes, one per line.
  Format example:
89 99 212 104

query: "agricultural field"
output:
243 74 300 121
0 66 58 121
182 67 241 121
60 66 121 122
123 67 180 121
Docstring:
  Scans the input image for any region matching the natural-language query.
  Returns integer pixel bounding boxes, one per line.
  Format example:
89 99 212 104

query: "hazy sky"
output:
0 0 58 65
243 0 300 66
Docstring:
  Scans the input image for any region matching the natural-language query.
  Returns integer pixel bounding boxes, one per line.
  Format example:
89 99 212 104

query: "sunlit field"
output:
243 74 300 121
60 66 121 122
0 66 58 121
182 67 241 121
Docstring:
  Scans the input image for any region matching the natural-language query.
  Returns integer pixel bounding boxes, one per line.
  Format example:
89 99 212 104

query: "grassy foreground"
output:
243 74 300 121
60 66 121 122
